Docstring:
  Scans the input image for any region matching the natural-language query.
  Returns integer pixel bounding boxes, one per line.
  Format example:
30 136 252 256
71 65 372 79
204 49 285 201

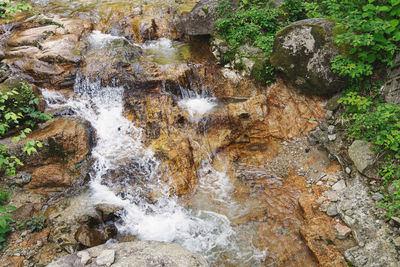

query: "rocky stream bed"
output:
0 0 399 266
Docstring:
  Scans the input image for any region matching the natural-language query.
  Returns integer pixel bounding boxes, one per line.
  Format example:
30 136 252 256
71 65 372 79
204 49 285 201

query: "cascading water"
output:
41 31 270 266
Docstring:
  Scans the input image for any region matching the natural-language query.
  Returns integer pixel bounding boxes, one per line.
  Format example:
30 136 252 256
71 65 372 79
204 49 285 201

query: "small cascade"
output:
42 31 239 265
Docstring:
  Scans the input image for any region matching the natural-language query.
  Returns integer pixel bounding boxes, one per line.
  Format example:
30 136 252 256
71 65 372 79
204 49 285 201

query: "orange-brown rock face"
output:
3 16 93 89
1 117 91 192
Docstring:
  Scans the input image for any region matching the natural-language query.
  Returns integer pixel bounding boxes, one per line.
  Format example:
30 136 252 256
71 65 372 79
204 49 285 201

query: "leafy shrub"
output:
0 82 51 176
0 0 31 22
0 190 10 205
215 0 305 84
304 0 400 217
0 190 15 248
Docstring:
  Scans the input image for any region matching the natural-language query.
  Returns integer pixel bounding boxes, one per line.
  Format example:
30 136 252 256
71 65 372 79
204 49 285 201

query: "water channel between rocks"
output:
25 1 324 265
42 32 268 266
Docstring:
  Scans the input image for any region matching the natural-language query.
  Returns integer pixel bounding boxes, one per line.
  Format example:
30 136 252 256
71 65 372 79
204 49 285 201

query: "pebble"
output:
328 176 338 183
324 191 339 202
332 180 346 191
335 223 352 239
316 181 323 186
372 192 384 202
326 203 338 216
345 167 351 174
328 125 336 134
328 134 337 141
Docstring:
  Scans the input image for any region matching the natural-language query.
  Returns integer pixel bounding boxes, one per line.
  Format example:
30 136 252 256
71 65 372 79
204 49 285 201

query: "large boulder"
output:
270 18 347 97
46 241 209 267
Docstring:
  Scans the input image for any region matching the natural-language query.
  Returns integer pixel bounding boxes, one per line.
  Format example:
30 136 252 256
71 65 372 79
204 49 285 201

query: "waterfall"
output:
42 31 267 266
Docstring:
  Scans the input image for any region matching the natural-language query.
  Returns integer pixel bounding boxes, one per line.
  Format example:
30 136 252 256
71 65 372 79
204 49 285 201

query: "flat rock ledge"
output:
47 241 209 267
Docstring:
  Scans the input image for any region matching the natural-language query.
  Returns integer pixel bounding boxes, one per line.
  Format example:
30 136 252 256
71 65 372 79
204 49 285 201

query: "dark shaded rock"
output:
74 225 106 248
95 204 123 222
270 18 347 97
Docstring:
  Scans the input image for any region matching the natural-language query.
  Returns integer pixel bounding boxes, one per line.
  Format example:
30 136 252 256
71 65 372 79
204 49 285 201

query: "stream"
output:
42 32 266 266
5 0 324 266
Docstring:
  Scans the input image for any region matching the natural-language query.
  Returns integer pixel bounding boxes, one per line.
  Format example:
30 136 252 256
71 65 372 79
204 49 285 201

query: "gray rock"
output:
178 0 219 36
96 250 115 266
348 140 375 172
325 93 343 111
326 203 338 216
393 237 400 247
13 172 32 185
77 251 91 265
328 134 337 141
332 180 346 192
335 224 352 240
327 125 336 134
46 241 209 267
372 192 384 202
323 191 339 202
383 53 400 104
270 18 347 96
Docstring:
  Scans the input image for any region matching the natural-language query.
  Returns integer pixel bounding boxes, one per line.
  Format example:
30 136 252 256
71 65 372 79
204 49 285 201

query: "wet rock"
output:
47 241 209 267
13 172 32 186
178 0 219 36
74 225 106 248
335 224 352 240
95 204 123 222
298 194 348 266
4 15 92 89
14 203 43 221
270 18 347 96
96 249 115 266
29 164 70 189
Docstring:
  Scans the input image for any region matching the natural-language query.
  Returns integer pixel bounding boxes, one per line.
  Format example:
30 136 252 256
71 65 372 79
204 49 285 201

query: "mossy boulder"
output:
270 18 347 97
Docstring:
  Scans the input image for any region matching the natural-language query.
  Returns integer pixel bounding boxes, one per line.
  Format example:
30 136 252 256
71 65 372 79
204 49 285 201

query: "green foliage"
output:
339 89 400 217
0 0 32 22
0 82 52 176
305 0 400 81
215 3 284 55
303 0 400 218
0 190 15 248
215 0 305 84
17 217 45 233
0 190 10 205
250 60 276 85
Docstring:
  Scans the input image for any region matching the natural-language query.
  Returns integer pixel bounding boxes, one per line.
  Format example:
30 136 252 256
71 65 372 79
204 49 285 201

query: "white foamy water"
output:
179 98 217 122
